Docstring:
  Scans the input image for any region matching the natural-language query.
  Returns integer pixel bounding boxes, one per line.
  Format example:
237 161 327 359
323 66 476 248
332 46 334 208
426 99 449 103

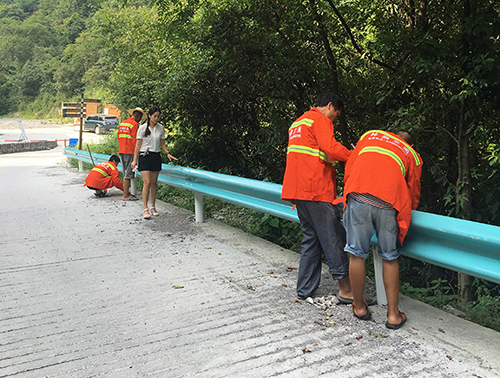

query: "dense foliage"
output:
3 0 500 311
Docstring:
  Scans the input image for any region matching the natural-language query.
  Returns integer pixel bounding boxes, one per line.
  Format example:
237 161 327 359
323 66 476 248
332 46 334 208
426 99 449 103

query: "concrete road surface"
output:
0 145 499 377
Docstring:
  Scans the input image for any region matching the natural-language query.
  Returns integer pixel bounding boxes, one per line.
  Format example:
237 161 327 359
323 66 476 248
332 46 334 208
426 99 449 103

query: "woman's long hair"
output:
144 106 161 137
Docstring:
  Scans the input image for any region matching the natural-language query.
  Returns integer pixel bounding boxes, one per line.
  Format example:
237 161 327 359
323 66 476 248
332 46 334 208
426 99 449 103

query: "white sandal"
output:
150 206 159 216
143 208 151 219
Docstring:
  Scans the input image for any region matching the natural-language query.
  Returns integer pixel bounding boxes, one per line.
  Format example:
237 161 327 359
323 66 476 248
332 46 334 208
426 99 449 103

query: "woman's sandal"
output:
352 301 372 321
150 206 159 216
143 208 151 219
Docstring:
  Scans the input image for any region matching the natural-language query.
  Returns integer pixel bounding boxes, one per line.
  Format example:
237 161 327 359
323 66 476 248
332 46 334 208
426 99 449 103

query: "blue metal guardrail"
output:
64 148 500 291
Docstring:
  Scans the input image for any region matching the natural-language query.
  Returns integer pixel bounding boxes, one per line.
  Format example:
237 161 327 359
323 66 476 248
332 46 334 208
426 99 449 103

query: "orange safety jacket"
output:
84 161 124 191
340 130 423 244
281 107 351 204
117 117 139 155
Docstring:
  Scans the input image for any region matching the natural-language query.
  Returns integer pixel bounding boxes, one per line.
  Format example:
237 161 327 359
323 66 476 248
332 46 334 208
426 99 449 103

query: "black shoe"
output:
96 190 107 197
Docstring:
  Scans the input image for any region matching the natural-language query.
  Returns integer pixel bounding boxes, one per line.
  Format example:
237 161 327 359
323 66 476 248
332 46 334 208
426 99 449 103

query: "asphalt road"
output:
0 118 102 144
0 144 499 377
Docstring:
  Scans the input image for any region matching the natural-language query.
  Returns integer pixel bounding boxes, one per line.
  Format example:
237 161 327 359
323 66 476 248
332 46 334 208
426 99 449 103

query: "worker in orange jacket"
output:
118 107 144 201
342 130 422 329
281 93 353 301
84 155 124 197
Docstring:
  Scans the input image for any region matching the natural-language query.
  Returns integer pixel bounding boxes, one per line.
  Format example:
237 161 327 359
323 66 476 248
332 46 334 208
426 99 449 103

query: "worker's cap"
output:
128 107 146 119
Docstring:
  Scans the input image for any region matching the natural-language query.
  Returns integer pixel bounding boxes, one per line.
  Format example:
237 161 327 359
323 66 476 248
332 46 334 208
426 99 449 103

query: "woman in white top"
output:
131 106 178 219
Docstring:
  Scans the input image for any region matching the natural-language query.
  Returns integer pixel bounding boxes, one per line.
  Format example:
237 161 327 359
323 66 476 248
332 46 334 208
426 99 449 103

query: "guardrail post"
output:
78 160 83 172
195 192 204 223
373 247 387 306
130 177 137 196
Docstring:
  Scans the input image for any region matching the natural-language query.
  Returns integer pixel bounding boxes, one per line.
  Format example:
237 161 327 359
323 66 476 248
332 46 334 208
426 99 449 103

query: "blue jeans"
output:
343 195 400 261
295 200 349 298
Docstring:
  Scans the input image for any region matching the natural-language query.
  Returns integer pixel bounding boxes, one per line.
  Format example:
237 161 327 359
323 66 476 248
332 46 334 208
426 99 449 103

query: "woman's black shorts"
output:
138 151 162 172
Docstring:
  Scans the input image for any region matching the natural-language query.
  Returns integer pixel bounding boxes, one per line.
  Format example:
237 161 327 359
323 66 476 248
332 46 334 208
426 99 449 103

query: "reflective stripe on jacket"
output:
281 107 351 204
84 161 124 191
342 130 423 244
118 117 139 155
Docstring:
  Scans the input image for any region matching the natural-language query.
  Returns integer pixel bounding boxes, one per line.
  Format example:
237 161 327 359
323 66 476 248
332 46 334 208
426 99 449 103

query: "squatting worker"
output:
281 93 353 302
131 106 178 219
342 130 422 329
84 155 124 197
118 107 144 201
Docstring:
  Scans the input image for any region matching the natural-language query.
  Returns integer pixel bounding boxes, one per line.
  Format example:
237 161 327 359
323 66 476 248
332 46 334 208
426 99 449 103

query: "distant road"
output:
0 118 103 144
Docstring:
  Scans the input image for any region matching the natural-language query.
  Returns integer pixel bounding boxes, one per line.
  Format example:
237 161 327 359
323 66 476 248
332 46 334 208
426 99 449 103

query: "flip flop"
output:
143 208 151 219
385 311 407 330
123 196 138 201
352 301 372 321
337 295 354 305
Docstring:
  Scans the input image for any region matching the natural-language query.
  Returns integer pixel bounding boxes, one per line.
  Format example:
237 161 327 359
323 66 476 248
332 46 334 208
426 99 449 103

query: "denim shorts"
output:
343 195 400 261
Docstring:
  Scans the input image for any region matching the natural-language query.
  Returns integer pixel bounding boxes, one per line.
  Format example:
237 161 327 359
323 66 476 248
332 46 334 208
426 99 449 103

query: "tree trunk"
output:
457 100 474 302
308 0 350 146
416 0 428 29
456 0 474 303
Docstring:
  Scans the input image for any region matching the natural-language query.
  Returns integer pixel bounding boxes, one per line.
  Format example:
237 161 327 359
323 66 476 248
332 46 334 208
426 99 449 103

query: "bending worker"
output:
84 155 124 197
281 93 353 302
342 130 422 330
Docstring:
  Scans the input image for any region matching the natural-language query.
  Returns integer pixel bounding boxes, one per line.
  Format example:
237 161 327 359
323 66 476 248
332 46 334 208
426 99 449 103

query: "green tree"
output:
328 0 500 301
0 0 101 115
149 0 360 179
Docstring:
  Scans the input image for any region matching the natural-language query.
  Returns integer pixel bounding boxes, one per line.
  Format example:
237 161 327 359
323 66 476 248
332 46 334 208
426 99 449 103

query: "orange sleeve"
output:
315 117 351 163
132 123 138 145
343 139 362 185
111 165 124 191
406 154 423 210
